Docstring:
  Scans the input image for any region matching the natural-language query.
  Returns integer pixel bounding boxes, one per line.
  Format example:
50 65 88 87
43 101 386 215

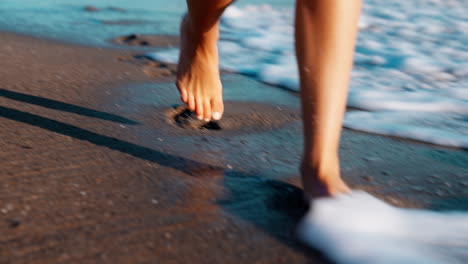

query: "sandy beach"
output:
0 30 467 264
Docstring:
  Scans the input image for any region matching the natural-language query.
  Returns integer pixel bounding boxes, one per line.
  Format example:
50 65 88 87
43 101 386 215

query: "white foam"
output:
344 111 468 148
298 191 468 264
148 0 468 148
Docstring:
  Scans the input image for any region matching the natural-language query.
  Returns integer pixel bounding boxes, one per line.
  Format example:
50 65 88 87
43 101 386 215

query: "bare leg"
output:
177 0 234 121
295 0 361 198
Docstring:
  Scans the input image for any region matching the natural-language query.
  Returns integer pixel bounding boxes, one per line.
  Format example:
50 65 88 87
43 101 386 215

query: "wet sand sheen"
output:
0 31 467 264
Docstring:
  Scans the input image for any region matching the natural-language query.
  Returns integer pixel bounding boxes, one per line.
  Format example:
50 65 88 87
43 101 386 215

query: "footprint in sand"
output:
165 102 301 135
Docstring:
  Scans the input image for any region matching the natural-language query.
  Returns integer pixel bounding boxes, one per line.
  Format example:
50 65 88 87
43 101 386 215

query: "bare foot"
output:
301 158 351 199
176 16 224 121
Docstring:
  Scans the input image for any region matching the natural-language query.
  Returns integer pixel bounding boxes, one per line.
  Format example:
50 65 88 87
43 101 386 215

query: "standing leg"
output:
295 0 362 198
176 0 234 121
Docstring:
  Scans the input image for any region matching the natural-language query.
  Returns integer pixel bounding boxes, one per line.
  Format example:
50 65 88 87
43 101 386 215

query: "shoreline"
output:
4 28 463 152
0 30 467 263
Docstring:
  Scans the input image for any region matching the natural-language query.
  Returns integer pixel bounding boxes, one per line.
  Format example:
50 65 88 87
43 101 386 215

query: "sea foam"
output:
147 0 468 149
298 191 468 264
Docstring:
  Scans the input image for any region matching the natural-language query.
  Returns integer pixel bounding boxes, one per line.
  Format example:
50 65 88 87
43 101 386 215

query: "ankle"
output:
301 154 340 179
184 15 219 43
300 155 349 198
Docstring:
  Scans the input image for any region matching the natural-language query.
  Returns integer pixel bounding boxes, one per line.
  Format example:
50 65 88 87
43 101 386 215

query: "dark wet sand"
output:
0 31 467 264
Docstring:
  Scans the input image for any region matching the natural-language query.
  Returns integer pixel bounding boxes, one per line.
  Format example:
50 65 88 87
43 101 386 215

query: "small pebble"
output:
362 176 373 181
363 157 381 162
388 197 402 206
84 5 99 12
8 219 21 228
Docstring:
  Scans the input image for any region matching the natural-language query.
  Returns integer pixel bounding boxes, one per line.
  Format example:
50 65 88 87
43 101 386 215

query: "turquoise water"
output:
0 0 183 45
0 0 292 46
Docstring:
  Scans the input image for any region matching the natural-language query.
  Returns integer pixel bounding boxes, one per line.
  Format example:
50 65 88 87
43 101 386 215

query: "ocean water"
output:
149 0 468 149
0 0 184 45
0 0 286 46
0 0 467 148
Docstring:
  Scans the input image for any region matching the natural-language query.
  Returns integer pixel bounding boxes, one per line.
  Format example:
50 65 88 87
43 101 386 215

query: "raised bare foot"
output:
301 158 351 199
176 16 224 121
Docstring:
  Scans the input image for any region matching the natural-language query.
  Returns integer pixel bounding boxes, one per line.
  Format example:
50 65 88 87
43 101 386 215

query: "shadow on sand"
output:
0 88 139 125
218 171 333 263
0 102 331 263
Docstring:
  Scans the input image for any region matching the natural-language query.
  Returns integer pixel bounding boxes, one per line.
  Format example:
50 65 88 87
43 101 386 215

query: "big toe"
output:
211 97 224 121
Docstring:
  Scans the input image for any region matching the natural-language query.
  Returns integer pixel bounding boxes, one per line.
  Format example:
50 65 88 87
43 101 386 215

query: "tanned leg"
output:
295 0 362 198
177 0 234 121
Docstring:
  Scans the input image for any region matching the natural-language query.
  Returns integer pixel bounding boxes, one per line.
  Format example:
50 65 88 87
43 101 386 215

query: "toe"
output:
211 97 224 120
203 99 212 121
180 89 188 103
188 94 195 112
195 96 204 120
176 81 188 103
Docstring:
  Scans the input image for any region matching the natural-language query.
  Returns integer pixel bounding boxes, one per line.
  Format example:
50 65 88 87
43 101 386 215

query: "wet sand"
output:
0 31 467 264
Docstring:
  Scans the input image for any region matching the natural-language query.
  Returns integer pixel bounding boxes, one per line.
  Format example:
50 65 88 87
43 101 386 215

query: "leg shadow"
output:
0 88 138 125
0 105 209 175
218 170 334 263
